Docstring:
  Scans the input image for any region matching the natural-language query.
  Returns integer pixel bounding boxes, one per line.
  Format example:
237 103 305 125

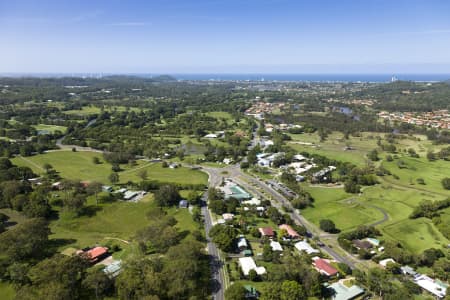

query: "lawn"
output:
12 151 112 182
12 152 208 186
64 105 102 115
0 282 15 300
50 201 152 250
33 124 68 134
382 218 449 253
120 162 208 185
300 185 383 231
287 131 380 166
381 156 450 195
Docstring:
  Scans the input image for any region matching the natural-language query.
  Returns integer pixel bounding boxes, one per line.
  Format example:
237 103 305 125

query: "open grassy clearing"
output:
64 105 142 116
120 162 208 185
287 132 378 165
382 156 450 195
33 124 68 134
12 151 208 185
50 195 200 254
0 282 15 300
12 151 112 181
383 218 449 253
300 185 383 231
50 200 151 250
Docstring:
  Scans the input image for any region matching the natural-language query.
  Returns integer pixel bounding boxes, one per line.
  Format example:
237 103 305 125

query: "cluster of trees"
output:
338 225 381 255
410 198 450 219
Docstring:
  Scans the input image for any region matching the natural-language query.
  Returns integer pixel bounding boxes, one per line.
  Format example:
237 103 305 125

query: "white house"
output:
414 274 448 298
239 257 266 276
379 258 396 268
294 241 320 255
270 241 283 252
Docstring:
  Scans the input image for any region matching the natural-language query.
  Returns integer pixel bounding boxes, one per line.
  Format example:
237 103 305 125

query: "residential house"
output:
259 227 275 238
313 257 338 277
379 258 396 268
270 241 283 252
294 241 320 255
279 224 300 239
329 282 364 300
239 257 266 276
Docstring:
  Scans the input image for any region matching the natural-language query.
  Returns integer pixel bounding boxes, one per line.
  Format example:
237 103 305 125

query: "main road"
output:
199 164 362 270
200 170 226 300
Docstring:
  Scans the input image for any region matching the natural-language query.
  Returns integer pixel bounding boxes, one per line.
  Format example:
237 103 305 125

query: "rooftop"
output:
313 258 338 276
294 240 319 255
329 282 364 300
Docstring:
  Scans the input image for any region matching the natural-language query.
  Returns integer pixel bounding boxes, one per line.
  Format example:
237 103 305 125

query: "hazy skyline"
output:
2 0 450 73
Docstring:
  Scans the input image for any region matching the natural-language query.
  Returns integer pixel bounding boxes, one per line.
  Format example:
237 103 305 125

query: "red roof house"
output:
279 224 300 239
259 227 275 238
313 258 338 276
86 247 109 263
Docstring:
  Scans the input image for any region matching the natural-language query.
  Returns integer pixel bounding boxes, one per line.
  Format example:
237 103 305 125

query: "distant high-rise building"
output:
391 75 398 82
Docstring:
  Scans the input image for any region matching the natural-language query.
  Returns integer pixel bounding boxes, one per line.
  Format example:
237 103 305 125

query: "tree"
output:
442 178 450 190
43 163 53 173
15 254 89 299
137 169 148 180
261 282 281 300
262 242 273 262
63 193 87 214
92 156 101 164
112 163 121 172
209 199 226 214
281 280 306 300
320 219 338 233
187 190 199 205
248 269 258 281
82 266 113 300
23 191 51 218
209 224 237 252
368 149 379 161
87 181 103 205
154 185 181 207
225 283 246 300
0 218 50 261
109 172 119 184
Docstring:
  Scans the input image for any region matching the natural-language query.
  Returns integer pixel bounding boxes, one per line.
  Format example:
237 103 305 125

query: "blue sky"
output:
1 0 450 73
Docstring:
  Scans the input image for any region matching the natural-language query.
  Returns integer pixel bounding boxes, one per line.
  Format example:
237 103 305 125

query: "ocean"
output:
172 73 450 83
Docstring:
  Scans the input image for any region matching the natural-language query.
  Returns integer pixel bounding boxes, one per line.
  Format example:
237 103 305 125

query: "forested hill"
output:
356 80 450 111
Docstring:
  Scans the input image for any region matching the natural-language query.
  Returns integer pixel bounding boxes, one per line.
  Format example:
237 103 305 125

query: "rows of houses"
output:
244 101 287 120
378 109 450 129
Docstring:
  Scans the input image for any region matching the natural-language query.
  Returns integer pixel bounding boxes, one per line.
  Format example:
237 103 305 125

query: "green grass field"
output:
33 124 68 134
0 282 15 300
301 185 384 231
382 156 450 195
12 151 112 181
50 193 200 249
120 162 208 185
64 105 141 116
287 132 379 166
12 151 208 186
50 201 151 249
383 218 449 253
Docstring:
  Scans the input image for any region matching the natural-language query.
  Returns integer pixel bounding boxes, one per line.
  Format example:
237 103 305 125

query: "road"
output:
200 172 226 300
198 163 362 269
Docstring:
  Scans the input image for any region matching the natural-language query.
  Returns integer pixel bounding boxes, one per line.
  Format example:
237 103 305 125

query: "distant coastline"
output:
1 73 449 83
172 73 450 83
